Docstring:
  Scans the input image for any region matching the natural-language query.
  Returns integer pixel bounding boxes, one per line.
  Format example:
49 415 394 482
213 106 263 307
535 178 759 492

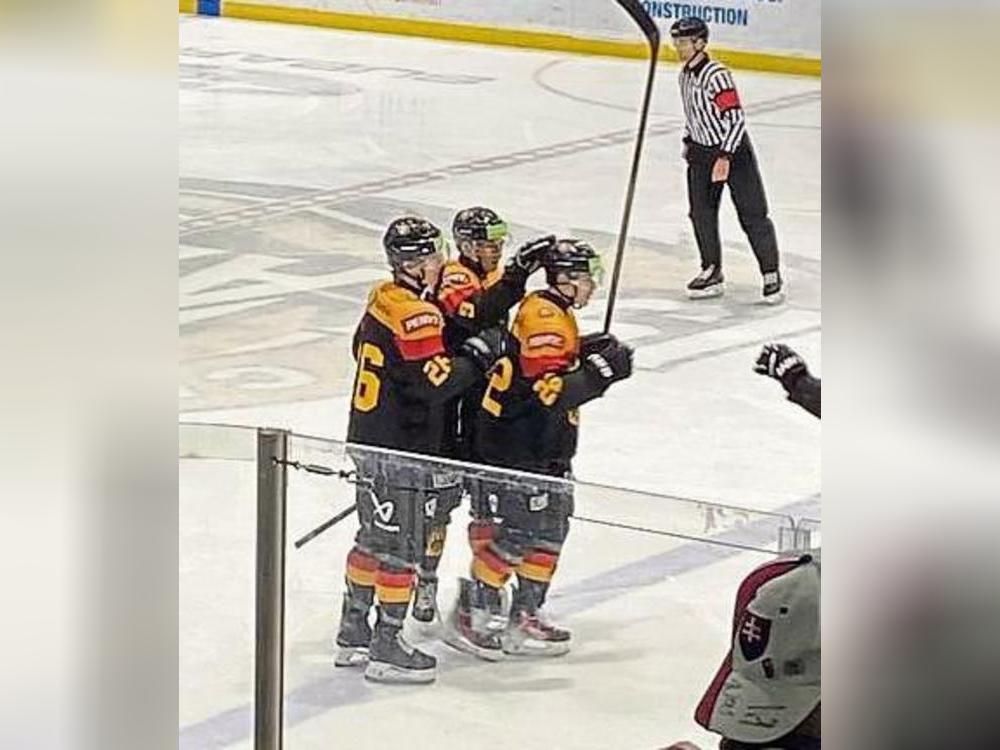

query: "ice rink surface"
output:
180 15 820 750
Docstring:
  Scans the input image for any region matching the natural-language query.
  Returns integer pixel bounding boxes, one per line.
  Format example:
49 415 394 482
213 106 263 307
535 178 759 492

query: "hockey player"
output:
445 239 634 660
411 207 553 624
333 216 507 684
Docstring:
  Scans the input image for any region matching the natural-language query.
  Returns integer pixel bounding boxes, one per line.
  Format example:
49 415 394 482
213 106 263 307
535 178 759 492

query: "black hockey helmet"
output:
543 239 604 287
452 206 509 245
670 17 709 42
382 216 444 269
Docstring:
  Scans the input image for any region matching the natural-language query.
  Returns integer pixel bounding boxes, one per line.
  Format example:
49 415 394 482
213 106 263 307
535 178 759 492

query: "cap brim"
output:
695 652 819 744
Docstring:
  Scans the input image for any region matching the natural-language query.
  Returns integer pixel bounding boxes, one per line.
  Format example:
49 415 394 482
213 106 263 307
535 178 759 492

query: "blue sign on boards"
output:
198 0 221 16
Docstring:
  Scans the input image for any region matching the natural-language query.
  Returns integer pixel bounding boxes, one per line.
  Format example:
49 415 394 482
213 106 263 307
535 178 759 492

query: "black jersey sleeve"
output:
391 353 483 406
787 373 821 418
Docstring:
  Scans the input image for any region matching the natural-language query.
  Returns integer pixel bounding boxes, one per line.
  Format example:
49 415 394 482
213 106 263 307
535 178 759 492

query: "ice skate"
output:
762 270 784 304
687 265 724 299
364 616 437 684
443 578 506 662
501 609 571 657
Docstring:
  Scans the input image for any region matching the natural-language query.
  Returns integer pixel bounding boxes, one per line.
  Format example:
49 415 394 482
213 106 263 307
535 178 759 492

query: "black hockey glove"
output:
460 326 509 372
579 331 615 356
506 235 556 278
754 343 808 393
582 337 633 385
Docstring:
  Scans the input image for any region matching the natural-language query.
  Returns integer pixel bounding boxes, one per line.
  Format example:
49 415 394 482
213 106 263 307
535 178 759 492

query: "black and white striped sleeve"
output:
705 66 746 155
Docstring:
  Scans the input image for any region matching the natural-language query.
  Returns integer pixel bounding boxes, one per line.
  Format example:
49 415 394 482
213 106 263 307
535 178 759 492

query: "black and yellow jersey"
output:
436 256 527 459
346 280 482 455
437 256 523 351
473 289 607 476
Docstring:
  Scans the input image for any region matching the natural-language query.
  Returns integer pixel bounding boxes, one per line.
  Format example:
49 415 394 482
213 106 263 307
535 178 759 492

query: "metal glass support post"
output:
254 428 288 750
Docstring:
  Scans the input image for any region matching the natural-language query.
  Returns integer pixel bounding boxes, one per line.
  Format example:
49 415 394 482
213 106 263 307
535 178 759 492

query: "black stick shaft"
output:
604 4 660 333
294 504 357 549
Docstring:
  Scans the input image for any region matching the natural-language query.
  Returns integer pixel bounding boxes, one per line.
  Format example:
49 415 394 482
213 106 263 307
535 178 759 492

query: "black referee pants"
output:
686 137 779 275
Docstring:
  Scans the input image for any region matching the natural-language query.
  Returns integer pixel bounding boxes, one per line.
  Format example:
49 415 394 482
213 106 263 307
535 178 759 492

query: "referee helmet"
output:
670 17 709 42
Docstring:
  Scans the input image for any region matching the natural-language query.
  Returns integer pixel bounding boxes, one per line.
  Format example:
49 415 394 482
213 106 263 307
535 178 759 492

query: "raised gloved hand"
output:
754 343 808 392
461 326 509 372
582 334 633 385
506 235 556 277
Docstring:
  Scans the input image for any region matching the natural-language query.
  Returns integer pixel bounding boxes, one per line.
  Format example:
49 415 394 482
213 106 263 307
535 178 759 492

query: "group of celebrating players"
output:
333 209 634 684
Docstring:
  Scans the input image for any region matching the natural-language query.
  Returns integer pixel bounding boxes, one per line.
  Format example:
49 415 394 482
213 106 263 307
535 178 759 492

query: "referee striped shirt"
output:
679 54 746 155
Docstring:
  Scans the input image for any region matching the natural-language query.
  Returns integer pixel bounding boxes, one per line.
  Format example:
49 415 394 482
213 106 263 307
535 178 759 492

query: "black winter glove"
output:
460 327 509 372
582 337 633 385
506 235 556 278
754 343 808 393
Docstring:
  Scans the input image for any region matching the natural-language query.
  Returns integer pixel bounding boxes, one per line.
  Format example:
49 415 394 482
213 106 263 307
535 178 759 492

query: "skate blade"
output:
334 646 369 667
687 284 724 299
501 639 571 658
364 660 436 684
442 630 506 662
761 289 786 305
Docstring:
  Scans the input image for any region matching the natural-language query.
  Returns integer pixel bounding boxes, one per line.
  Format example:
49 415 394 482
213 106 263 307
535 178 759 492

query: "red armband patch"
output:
714 88 741 112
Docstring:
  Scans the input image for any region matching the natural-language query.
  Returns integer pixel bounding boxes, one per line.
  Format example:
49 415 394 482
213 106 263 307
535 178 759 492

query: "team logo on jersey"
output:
402 311 441 333
527 332 565 350
444 271 472 287
737 612 772 662
528 492 549 512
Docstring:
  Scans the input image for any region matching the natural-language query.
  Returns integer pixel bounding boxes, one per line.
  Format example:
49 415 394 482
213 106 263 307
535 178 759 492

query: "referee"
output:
671 17 784 303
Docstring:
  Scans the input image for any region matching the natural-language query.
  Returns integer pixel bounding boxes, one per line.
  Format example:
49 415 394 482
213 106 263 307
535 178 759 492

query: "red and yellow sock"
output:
345 547 377 588
375 566 414 606
516 549 559 584
471 542 514 589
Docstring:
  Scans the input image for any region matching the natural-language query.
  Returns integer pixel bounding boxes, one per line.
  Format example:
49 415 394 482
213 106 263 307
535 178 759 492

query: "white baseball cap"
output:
695 552 821 744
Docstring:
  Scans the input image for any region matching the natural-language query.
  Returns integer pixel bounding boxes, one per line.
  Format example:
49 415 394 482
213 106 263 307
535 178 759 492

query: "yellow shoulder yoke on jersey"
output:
368 281 444 341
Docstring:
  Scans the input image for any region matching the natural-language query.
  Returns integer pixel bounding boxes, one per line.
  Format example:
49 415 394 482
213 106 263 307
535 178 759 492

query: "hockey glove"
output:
579 331 615 356
461 327 509 372
506 235 556 277
754 343 808 393
582 338 633 385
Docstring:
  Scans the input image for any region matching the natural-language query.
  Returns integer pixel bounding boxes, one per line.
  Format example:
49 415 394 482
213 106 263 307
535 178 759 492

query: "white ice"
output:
180 15 820 750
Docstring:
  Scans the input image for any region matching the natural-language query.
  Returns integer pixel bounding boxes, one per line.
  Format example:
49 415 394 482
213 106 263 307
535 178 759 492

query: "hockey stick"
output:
294 504 357 549
272 458 367 549
602 0 660 333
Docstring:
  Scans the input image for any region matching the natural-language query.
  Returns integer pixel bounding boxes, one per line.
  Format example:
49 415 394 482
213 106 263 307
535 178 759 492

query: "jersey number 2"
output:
481 357 513 417
352 342 384 413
